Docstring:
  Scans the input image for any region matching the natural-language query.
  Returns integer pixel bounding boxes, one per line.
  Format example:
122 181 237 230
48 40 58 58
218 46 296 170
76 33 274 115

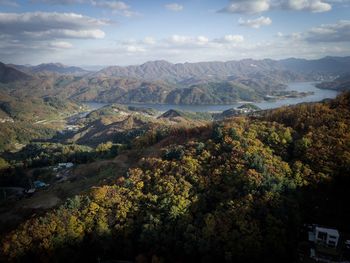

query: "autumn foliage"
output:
1 93 350 263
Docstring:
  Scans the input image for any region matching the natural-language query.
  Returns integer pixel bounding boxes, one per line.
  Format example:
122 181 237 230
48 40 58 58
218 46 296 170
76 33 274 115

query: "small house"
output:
54 163 74 171
301 224 347 263
308 225 340 248
315 226 340 248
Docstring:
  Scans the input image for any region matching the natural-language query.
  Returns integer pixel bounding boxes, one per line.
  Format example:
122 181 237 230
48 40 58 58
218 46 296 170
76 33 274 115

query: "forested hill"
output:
1 92 350 263
2 56 350 106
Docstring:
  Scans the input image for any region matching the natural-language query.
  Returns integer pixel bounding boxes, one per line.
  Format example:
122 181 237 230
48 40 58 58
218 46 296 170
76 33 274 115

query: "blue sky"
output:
0 0 350 66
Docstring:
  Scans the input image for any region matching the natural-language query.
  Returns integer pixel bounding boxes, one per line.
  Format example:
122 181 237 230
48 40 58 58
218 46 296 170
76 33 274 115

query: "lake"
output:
83 82 339 113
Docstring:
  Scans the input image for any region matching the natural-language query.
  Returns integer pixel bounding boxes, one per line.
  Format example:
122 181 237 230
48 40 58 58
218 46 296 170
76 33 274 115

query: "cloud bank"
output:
220 0 332 14
165 3 184 11
238 16 272 28
0 12 109 40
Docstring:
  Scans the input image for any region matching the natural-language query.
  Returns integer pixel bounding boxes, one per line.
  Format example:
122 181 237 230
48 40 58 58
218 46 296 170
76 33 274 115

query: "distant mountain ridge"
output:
4 56 350 83
8 63 89 76
1 56 350 105
0 62 32 83
316 73 350 91
94 56 350 82
95 59 291 82
279 56 350 74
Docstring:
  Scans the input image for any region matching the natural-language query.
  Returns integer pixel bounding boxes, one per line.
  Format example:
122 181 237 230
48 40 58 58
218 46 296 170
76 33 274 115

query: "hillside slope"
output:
316 74 350 91
0 62 32 83
1 92 349 263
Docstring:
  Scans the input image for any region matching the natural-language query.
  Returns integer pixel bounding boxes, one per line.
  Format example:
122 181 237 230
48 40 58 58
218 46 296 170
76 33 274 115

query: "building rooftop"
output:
316 227 340 237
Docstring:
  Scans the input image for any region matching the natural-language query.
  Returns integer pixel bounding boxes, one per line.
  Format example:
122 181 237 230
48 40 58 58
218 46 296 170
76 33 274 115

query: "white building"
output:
58 162 74 169
309 225 340 248
316 227 340 247
54 163 74 171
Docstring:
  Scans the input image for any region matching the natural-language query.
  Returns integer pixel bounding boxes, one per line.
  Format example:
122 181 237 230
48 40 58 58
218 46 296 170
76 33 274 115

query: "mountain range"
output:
96 56 350 82
1 56 350 105
316 74 350 91
8 63 89 77
0 62 32 83
4 56 350 82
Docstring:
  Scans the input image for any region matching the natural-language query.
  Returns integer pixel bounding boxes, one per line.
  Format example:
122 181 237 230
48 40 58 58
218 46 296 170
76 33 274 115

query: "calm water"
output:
84 82 339 113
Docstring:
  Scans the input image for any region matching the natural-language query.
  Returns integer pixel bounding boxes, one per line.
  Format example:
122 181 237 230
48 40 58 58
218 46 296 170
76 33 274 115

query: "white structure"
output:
309 225 340 248
54 163 74 171
315 226 339 247
65 125 79 131
58 162 74 168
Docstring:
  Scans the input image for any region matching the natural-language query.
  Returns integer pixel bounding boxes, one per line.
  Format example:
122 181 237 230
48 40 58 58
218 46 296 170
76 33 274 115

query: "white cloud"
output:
90 0 139 16
304 20 350 42
168 35 190 44
165 3 184 11
0 12 108 33
220 0 270 14
167 35 211 46
4 29 350 66
49 41 73 49
143 37 156 45
126 45 146 52
290 32 303 40
91 0 128 10
197 36 209 44
23 29 105 39
105 34 246 62
0 0 19 7
216 35 245 43
86 24 350 65
285 0 331 12
30 0 87 5
120 10 140 17
220 0 332 14
86 34 250 65
0 12 108 39
31 0 139 16
0 11 107 63
238 16 272 28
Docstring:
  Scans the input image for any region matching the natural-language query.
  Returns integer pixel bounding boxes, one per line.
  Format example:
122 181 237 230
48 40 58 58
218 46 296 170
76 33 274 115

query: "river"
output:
83 82 339 113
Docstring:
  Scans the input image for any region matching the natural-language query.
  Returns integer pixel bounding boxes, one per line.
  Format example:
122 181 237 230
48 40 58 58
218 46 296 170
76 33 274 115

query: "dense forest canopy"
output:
1 92 349 263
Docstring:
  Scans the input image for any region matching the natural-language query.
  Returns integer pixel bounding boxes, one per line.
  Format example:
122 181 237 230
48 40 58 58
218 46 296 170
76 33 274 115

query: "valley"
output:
1 57 347 105
0 57 349 263
0 57 343 153
2 1 350 261
1 91 350 263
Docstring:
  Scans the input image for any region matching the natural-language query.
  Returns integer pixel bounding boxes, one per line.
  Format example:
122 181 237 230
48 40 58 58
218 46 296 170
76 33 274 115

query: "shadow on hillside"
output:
5 173 350 263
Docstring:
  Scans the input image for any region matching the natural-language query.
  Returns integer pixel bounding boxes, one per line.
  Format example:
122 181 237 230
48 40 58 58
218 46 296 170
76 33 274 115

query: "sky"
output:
0 0 350 66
